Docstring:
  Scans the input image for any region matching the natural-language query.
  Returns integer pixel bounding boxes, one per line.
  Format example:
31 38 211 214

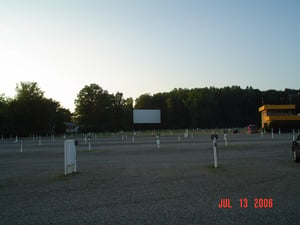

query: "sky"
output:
0 0 299 112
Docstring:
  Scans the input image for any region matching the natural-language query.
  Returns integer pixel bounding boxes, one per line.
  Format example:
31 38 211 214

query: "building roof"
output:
258 104 296 112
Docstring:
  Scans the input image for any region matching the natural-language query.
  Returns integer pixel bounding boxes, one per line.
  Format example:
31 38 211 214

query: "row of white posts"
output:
11 129 300 173
62 129 300 175
260 129 299 141
8 134 71 144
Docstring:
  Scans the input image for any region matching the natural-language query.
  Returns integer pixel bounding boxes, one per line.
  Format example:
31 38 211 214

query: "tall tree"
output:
6 82 71 136
15 81 44 100
74 84 131 132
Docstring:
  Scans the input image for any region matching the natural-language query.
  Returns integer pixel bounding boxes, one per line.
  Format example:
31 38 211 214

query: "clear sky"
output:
0 0 299 112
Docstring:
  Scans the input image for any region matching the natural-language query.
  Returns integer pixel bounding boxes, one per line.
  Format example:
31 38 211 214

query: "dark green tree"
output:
74 84 132 132
6 82 71 136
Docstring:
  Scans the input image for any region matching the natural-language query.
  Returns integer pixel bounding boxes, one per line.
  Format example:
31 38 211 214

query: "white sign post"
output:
271 128 274 139
64 140 77 175
293 129 295 141
156 134 160 149
224 133 228 147
211 135 218 168
184 129 189 138
88 138 91 151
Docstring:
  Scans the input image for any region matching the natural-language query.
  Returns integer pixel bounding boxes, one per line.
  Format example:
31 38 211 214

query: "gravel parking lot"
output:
0 133 300 225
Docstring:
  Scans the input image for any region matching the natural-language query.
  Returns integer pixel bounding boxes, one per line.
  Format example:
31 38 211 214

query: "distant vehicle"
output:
292 134 300 162
247 124 258 134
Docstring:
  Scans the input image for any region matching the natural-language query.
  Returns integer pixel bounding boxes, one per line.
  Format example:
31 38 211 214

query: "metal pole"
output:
293 130 295 141
224 133 228 147
271 128 274 139
213 137 218 168
156 134 160 149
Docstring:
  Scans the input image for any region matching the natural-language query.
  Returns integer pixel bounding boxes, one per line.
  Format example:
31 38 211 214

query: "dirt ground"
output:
0 133 300 225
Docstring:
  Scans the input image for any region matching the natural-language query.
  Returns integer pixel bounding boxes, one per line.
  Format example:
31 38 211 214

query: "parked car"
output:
292 134 300 162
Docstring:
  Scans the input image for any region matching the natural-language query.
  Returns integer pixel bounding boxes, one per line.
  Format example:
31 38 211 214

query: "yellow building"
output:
258 104 300 130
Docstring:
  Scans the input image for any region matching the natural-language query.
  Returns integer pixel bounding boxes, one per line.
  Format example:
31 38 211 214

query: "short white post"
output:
271 128 274 139
20 140 23 153
293 130 295 141
184 129 188 138
132 135 135 143
211 134 218 168
52 135 55 143
33 135 35 141
88 138 91 151
178 135 181 142
15 136 18 143
212 135 218 168
39 136 41 145
261 130 264 137
279 129 281 135
156 134 160 149
224 133 228 147
84 135 87 144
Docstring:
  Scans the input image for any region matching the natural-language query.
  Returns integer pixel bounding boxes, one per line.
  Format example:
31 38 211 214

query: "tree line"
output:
0 82 71 137
1 82 300 136
134 86 300 129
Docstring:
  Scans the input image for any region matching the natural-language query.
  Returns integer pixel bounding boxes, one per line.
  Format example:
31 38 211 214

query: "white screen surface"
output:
133 109 161 124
